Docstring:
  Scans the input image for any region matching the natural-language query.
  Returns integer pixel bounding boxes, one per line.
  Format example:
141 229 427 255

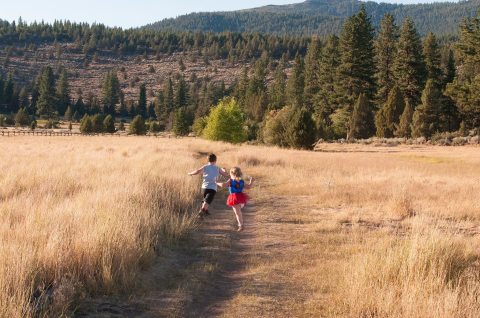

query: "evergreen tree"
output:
19 88 29 110
4 73 14 112
64 106 73 121
137 83 147 117
444 50 456 88
75 96 86 116
286 54 305 108
56 68 70 115
375 14 399 105
0 76 4 111
303 38 322 111
393 18 426 107
101 71 120 116
175 77 189 109
337 5 376 103
423 32 443 87
375 85 405 138
268 63 286 110
315 35 340 127
29 77 40 115
285 107 317 149
103 114 115 133
395 99 414 138
129 115 147 135
412 79 442 138
37 66 57 119
164 78 175 114
349 93 374 139
173 107 190 136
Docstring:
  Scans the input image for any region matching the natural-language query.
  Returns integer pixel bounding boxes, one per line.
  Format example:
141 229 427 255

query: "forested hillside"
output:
1 5 479 148
146 0 480 37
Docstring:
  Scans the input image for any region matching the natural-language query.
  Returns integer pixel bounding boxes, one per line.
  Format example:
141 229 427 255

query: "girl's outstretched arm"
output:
219 167 229 178
188 167 203 176
244 177 255 189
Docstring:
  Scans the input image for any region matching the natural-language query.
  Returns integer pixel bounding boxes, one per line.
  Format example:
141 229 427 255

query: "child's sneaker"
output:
237 225 244 232
204 210 211 216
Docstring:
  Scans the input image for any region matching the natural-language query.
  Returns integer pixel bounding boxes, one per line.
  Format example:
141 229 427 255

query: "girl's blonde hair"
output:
230 167 243 180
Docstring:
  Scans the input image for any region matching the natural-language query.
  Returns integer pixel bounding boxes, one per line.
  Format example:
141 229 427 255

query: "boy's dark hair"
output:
208 153 217 163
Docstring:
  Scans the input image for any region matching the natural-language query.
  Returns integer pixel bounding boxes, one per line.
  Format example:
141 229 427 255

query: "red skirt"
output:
227 192 249 207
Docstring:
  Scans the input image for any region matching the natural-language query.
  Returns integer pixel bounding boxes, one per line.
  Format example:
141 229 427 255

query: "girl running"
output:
217 167 254 232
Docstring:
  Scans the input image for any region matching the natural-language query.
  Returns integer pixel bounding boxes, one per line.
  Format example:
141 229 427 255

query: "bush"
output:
0 116 5 127
203 98 247 144
14 108 30 127
149 121 161 133
118 122 125 131
285 107 317 149
103 115 115 133
30 120 37 130
192 117 207 136
92 114 105 133
262 107 291 147
129 115 146 135
79 115 93 133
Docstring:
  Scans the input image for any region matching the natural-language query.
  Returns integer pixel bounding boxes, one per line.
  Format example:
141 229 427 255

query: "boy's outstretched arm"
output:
216 179 230 188
219 167 229 178
188 167 203 176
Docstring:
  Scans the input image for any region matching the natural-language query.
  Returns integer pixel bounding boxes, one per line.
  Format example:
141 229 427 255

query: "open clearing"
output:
1 137 480 317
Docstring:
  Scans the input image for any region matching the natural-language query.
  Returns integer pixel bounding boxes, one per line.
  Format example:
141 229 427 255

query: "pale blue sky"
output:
2 0 458 28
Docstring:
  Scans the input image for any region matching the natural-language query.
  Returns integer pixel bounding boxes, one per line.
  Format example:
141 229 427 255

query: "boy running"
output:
188 153 229 217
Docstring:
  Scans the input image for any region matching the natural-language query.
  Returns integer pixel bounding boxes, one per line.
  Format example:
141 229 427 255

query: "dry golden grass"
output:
1 137 480 317
0 136 203 317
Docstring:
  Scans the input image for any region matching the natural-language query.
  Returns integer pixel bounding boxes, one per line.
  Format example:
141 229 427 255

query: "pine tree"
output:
137 83 147 118
444 50 456 88
315 35 340 127
37 66 57 119
423 32 443 87
103 114 115 133
173 107 189 136
375 14 399 105
286 54 305 108
4 73 14 112
19 88 29 110
0 76 4 111
412 79 442 138
375 85 405 138
29 77 39 115
337 5 376 103
101 71 120 117
395 99 414 138
268 63 286 110
285 107 317 149
393 18 426 107
303 38 322 111
74 96 85 116
175 77 189 109
64 106 73 121
349 93 374 140
164 78 175 114
56 68 70 115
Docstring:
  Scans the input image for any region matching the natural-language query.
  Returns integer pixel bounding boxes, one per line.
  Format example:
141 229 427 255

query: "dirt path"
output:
75 180 338 317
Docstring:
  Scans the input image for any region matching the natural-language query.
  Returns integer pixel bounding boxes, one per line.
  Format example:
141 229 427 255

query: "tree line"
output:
1 7 479 147
0 18 308 61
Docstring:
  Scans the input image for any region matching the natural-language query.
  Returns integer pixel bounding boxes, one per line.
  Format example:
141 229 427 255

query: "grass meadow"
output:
1 136 479 317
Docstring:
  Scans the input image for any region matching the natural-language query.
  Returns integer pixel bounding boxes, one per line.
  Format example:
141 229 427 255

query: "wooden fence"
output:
0 130 179 138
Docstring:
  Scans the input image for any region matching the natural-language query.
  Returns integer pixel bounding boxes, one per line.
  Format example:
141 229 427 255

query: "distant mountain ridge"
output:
145 0 480 36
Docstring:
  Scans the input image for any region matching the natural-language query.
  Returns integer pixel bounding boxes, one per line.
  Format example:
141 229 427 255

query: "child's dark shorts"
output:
203 189 217 204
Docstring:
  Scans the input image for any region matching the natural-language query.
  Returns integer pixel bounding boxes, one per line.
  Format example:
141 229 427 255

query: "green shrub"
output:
103 115 115 133
203 98 247 144
129 115 147 135
80 115 93 133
